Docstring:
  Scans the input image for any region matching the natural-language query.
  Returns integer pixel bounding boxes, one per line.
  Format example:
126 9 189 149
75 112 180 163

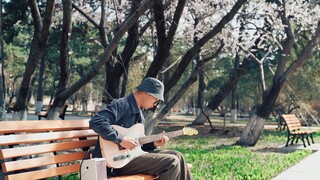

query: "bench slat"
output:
287 122 301 126
0 120 90 134
287 124 301 131
0 139 97 159
286 120 301 124
5 163 80 180
282 115 303 131
286 123 300 126
2 151 86 172
287 124 301 128
282 114 296 118
291 130 316 134
0 129 97 146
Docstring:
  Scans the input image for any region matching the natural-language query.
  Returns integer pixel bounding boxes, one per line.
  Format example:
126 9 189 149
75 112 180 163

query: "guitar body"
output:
99 123 198 169
99 123 148 169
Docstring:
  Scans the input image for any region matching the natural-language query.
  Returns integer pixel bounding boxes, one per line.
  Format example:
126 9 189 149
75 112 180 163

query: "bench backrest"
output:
0 120 97 180
281 114 302 132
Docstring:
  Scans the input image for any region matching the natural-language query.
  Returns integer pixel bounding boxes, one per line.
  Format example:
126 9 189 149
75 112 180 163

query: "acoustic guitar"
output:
99 123 198 168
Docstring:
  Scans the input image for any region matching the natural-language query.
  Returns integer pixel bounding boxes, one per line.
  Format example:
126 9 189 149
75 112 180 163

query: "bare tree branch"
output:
72 3 99 28
58 0 159 101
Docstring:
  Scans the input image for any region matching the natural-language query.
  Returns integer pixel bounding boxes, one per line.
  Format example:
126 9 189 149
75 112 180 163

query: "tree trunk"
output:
230 89 237 123
145 0 186 78
230 74 237 123
259 63 266 92
160 54 175 119
197 59 205 115
103 0 141 105
145 0 167 78
231 54 240 123
47 0 72 119
13 0 55 119
238 79 285 146
0 0 6 121
27 73 36 104
194 18 205 116
104 57 121 104
120 71 129 97
238 114 266 145
35 57 46 114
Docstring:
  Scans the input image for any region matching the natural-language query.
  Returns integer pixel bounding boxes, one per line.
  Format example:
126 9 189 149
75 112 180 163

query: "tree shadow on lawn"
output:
156 123 299 154
156 123 245 138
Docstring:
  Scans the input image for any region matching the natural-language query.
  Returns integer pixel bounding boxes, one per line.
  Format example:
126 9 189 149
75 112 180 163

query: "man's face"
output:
141 93 160 109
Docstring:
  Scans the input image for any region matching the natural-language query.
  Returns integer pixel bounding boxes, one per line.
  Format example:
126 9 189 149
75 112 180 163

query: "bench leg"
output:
301 135 307 148
285 135 291 147
290 135 296 145
310 134 315 144
306 135 311 146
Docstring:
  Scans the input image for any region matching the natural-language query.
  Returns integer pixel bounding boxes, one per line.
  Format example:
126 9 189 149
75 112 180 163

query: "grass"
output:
164 134 312 180
181 146 310 180
155 120 317 179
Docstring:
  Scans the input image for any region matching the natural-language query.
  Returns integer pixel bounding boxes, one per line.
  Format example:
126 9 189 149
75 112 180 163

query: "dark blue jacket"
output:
89 94 156 176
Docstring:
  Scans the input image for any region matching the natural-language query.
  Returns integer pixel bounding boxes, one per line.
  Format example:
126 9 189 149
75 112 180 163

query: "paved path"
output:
273 143 320 180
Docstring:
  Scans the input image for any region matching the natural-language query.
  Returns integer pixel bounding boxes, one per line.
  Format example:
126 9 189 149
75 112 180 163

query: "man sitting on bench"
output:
89 77 193 180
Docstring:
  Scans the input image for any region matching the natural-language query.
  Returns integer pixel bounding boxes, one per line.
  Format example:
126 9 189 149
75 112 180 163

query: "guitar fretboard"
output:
138 130 183 145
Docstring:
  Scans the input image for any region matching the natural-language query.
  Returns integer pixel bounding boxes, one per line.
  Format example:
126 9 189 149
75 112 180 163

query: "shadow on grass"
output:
253 146 298 154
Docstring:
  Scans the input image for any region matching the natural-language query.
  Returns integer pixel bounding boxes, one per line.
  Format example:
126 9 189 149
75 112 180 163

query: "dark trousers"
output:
117 149 193 180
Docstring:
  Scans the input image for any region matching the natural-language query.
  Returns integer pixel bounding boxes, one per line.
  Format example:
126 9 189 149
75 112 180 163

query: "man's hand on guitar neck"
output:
119 137 138 150
154 131 169 147
118 131 169 150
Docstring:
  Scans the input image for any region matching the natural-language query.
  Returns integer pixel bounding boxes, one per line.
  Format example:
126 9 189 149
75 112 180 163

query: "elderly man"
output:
89 77 193 180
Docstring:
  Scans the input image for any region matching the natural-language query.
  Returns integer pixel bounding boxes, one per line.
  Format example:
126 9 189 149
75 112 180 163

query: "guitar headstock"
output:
182 127 198 136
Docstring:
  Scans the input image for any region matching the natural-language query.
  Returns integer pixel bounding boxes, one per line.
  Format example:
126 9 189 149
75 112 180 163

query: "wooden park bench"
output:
281 114 316 147
0 120 157 180
38 104 68 120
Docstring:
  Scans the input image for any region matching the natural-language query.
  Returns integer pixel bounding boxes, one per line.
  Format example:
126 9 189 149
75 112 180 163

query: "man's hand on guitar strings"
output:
154 131 169 147
120 137 138 150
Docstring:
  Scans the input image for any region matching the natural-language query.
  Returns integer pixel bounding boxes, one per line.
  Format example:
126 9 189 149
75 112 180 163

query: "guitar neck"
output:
139 130 184 145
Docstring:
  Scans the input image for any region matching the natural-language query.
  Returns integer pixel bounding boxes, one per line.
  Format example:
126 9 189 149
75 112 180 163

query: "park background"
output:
0 0 320 179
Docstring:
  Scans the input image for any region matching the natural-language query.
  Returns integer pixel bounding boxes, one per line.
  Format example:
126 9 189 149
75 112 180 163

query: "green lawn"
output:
165 134 312 180
161 114 318 179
